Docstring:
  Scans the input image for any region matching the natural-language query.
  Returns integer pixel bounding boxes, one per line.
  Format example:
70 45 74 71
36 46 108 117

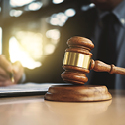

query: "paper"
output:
0 83 64 96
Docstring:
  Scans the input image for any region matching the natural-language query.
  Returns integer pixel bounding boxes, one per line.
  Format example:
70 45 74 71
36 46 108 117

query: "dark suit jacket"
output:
25 7 125 89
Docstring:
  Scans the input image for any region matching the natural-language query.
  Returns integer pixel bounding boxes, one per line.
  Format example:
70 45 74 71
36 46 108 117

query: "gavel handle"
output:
90 59 125 75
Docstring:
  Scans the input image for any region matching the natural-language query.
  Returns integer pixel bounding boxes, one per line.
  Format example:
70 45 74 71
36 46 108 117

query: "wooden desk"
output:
0 90 125 125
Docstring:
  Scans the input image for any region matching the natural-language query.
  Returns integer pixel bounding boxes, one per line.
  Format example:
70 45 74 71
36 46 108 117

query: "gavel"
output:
45 36 125 102
61 36 125 84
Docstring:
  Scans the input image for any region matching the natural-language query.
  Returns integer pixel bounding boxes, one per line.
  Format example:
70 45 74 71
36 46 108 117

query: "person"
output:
0 0 125 89
0 55 23 86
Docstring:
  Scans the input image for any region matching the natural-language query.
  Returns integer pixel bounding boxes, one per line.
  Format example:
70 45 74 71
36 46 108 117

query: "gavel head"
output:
61 36 94 84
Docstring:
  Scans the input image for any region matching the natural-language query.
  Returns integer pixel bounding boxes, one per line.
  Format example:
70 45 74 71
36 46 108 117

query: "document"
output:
0 83 64 97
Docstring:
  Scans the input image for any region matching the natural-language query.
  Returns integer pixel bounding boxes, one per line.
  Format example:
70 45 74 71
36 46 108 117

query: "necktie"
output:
92 13 118 89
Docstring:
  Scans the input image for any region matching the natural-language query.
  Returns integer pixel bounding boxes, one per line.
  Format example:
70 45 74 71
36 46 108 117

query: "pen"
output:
10 72 15 83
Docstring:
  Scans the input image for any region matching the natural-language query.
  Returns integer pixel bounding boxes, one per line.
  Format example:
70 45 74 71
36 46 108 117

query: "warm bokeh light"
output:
44 44 56 55
15 31 43 59
52 0 64 4
49 12 68 26
10 9 23 17
121 18 125 24
46 29 60 47
89 3 95 7
46 29 60 40
48 9 76 27
10 0 34 7
25 1 43 11
64 8 76 17
9 37 42 69
9 29 60 69
81 3 95 11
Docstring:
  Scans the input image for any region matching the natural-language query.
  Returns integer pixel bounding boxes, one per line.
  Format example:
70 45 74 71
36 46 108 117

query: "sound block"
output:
44 85 112 102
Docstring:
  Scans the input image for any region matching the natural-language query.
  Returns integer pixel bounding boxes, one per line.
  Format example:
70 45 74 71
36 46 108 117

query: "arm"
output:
0 55 24 86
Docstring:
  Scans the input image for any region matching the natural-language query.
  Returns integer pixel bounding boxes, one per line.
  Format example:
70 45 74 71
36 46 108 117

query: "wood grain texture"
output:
61 71 88 84
61 36 93 85
45 36 115 102
62 36 125 85
67 36 94 50
65 36 94 56
1 91 125 125
62 65 89 84
44 85 112 102
90 60 125 75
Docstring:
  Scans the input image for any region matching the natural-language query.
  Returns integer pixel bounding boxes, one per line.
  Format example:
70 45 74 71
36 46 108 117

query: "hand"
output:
0 55 14 86
13 61 24 83
0 55 24 86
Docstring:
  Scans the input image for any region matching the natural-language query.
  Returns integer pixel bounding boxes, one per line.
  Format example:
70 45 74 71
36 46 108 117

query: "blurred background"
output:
0 0 94 70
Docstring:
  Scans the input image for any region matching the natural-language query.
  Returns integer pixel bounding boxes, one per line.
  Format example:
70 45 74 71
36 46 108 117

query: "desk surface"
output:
0 90 125 125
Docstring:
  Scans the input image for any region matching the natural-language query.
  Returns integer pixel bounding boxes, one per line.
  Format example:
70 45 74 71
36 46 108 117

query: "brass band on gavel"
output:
63 52 91 70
